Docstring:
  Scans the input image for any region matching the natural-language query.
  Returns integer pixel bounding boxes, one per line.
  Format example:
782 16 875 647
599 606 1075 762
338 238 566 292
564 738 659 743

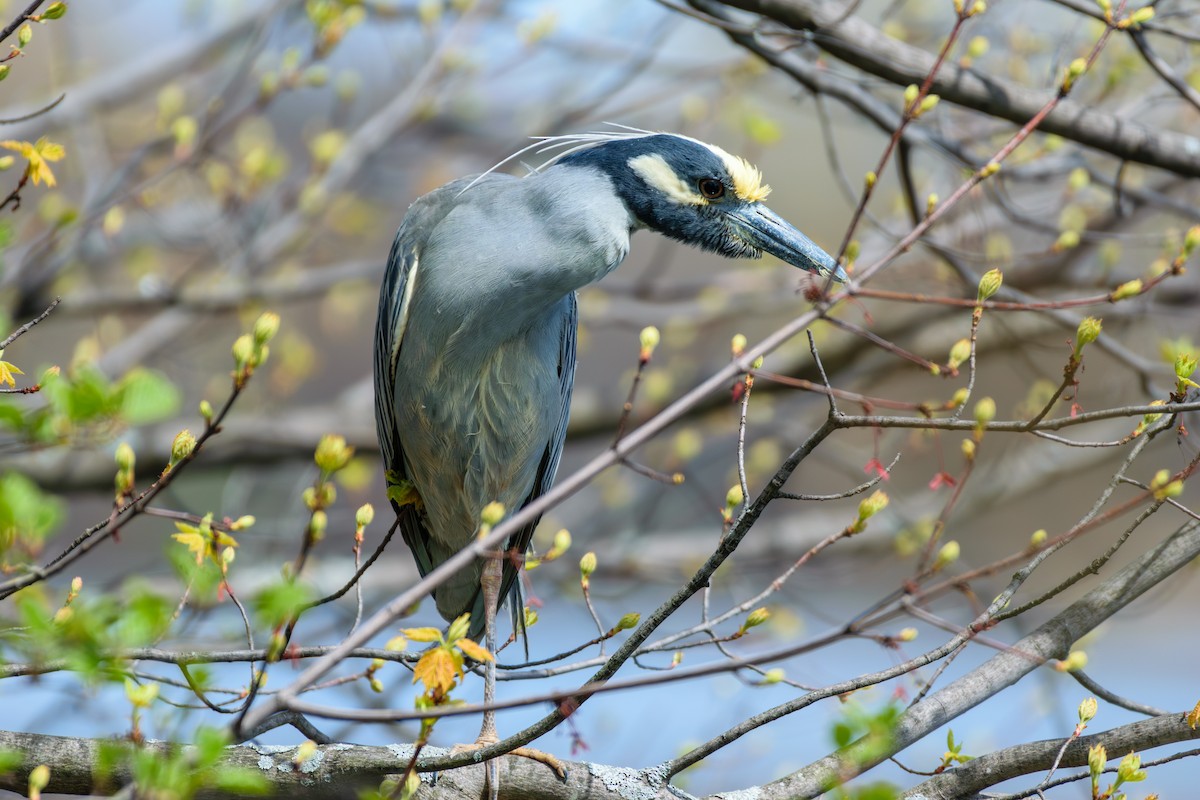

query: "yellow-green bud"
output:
845 240 861 263
115 442 135 471
918 94 940 114
948 338 971 369
961 439 976 460
1055 650 1088 671
385 635 408 652
1078 696 1098 723
230 515 255 530
1127 6 1154 25
974 397 996 426
857 489 889 521
1117 751 1147 784
41 2 68 19
253 311 281 346
951 388 969 407
479 501 505 527
28 764 49 798
17 23 31 47
232 334 254 366
369 676 384 693
966 35 988 58
762 668 785 684
579 551 597 577
615 612 640 631
124 678 159 708
977 268 1003 302
934 540 960 569
1066 58 1087 81
751 355 764 370
1030 529 1048 547
221 546 235 566
523 606 539 628
731 333 747 357
865 171 877 189
980 161 1001 177
1184 225 1200 256
639 326 660 361
170 429 197 464
1175 352 1197 381
898 627 918 642
1075 317 1102 351
1088 743 1107 776
1055 230 1080 251
309 509 328 540
551 528 571 555
903 83 919 108
294 740 318 765
198 399 214 422
0 65 9 83
926 193 938 216
447 612 471 644
70 576 82 593
314 433 353 473
969 0 986 14
1110 279 1143 301
726 484 744 508
744 607 771 629
355 503 374 528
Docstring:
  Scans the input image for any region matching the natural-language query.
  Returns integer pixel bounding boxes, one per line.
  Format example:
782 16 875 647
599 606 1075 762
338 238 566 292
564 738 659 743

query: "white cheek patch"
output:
628 153 706 206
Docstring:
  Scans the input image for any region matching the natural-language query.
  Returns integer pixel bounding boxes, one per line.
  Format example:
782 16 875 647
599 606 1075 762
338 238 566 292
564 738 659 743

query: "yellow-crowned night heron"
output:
373 129 843 768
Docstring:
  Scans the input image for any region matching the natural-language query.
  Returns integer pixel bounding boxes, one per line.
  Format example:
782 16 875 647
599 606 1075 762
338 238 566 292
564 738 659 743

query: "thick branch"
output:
713 0 1200 176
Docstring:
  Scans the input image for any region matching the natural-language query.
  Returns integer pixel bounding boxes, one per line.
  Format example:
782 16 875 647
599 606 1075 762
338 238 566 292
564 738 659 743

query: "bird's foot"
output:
450 737 567 780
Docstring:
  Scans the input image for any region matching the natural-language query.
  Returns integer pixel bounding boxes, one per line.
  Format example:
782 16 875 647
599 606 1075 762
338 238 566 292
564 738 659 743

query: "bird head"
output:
558 133 846 282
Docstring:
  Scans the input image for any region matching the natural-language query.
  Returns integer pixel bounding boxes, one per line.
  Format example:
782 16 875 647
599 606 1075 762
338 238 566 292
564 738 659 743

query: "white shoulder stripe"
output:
391 250 420 375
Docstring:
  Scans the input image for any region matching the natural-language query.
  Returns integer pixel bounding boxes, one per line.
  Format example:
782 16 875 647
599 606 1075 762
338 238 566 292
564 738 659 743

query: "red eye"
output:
698 178 725 199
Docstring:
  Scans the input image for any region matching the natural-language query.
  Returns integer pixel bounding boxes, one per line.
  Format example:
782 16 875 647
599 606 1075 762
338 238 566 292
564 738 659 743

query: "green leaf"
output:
254 580 313 627
0 748 22 773
0 471 64 555
193 726 231 767
116 368 181 424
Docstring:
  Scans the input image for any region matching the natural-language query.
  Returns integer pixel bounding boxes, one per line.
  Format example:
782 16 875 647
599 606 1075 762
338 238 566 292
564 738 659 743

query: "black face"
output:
559 134 844 280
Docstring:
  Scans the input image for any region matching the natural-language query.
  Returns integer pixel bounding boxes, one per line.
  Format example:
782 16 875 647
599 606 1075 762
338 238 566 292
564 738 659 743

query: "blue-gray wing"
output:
481 292 578 641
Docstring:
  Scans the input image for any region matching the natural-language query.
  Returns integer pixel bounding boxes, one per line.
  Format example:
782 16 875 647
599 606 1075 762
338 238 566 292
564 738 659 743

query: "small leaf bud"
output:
446 612 471 644
865 171 877 189
974 397 996 427
230 515 255 531
170 429 197 465
1088 743 1107 776
28 765 49 800
744 607 771 630
762 668 785 684
198 399 214 423
579 551 597 577
1078 696 1098 723
309 510 328 540
948 338 971 369
1110 279 1142 301
615 612 640 631
115 442 135 472
638 325 660 361
1075 317 1102 352
903 83 919 108
1030 529 1048 547
731 333 747 358
925 193 938 216
857 489 889 521
961 439 975 460
898 627 918 642
385 635 408 652
933 540 960 570
951 388 969 407
253 311 281 346
1127 6 1154 25
232 334 254 367
42 2 67 19
355 503 374 528
977 268 1003 302
726 484 744 508
314 434 353 473
17 23 32 47
479 501 506 527
918 94 940 114
1116 751 1146 783
1055 650 1088 671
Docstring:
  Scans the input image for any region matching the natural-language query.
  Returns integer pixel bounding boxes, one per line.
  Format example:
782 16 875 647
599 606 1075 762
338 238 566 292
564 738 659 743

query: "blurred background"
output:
1 0 1198 796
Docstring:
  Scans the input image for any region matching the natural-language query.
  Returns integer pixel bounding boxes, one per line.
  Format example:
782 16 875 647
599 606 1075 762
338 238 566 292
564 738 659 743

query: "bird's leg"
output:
477 553 502 747
456 551 567 793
